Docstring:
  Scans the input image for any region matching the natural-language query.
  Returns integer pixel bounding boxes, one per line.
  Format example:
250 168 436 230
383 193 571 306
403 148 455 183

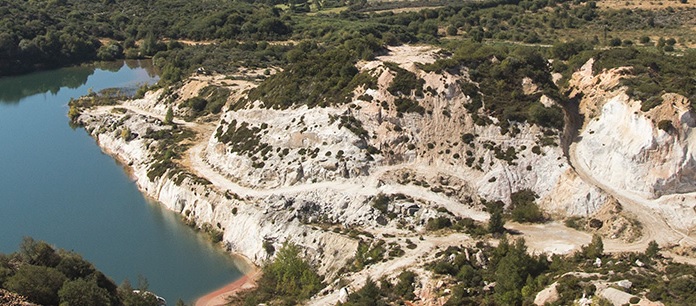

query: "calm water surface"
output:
0 61 243 303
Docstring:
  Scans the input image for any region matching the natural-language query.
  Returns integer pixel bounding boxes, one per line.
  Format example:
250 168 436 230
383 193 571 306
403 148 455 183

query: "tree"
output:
488 210 505 234
56 252 96 280
345 277 385 306
645 240 660 259
59 279 111 306
583 234 604 259
118 280 159 306
140 32 159 56
392 270 416 300
121 127 132 141
245 242 323 305
19 237 61 267
5 265 67 305
494 239 534 306
164 106 174 125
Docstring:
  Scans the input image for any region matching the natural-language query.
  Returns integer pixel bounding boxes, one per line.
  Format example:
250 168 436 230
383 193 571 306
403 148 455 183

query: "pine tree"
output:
488 210 505 234
164 107 173 125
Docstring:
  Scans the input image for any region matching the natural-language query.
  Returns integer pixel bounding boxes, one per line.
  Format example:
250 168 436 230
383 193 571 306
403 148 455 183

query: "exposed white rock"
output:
534 282 559 305
572 62 696 197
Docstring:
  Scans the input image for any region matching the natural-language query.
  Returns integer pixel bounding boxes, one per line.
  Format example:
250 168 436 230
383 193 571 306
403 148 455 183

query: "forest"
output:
3 0 694 78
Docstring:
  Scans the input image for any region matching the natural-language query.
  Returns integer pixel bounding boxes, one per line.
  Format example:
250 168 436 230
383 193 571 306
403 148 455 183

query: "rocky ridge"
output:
71 45 696 304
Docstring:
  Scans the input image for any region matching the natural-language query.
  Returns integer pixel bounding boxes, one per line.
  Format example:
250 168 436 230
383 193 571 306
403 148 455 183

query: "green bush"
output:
657 120 673 132
385 62 424 97
426 216 453 231
5 265 67 305
59 279 112 306
509 190 545 223
243 242 323 305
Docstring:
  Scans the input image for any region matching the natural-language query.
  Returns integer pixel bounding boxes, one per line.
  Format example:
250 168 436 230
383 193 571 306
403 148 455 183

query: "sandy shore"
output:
195 266 261 306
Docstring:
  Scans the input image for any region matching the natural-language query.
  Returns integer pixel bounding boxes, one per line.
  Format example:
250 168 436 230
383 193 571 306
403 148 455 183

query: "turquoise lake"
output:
0 61 243 304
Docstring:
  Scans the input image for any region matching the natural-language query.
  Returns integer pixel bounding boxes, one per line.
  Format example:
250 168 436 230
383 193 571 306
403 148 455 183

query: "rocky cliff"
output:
70 45 696 305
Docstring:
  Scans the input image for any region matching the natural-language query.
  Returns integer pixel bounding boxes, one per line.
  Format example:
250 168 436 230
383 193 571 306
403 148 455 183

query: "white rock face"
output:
572 61 696 197
74 46 624 285
76 109 358 276
203 47 607 217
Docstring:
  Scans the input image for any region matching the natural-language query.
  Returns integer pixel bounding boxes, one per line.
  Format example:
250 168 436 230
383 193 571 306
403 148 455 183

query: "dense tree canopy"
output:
0 238 159 306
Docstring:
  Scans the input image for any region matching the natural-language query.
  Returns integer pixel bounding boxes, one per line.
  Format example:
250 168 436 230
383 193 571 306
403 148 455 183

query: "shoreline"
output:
195 264 261 306
93 132 263 306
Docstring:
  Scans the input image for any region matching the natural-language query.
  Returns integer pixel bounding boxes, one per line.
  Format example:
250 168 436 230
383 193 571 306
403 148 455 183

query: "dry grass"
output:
373 5 443 13
596 0 696 10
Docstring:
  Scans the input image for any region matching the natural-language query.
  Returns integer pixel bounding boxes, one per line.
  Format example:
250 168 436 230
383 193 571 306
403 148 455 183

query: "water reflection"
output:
0 60 158 104
0 60 240 303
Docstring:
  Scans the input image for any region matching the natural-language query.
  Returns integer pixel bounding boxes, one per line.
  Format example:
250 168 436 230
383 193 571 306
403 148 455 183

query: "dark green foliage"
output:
18 237 61 267
0 0 292 76
144 127 194 181
371 194 390 214
185 97 207 113
350 240 387 271
385 62 424 97
425 42 564 130
393 98 425 116
215 120 267 156
509 189 545 223
494 241 528 305
550 39 593 61
338 115 369 138
118 281 160 306
243 242 323 305
246 37 383 109
528 103 565 130
645 240 660 259
181 85 229 118
392 271 417 300
0 238 131 306
5 265 67 305
488 209 505 234
657 120 673 132
199 86 230 114
59 279 112 306
586 48 696 109
343 277 386 306
461 133 475 145
164 107 174 125
426 216 453 231
581 234 604 259
56 252 96 280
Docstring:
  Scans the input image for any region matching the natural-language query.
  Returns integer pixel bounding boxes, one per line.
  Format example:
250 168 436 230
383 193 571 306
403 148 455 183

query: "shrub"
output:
58 279 112 306
426 216 453 231
371 194 390 214
386 62 424 97
509 190 545 223
164 107 174 124
5 265 67 305
243 242 323 305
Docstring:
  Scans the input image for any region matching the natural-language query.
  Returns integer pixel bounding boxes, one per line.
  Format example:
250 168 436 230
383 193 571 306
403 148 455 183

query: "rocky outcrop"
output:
0 289 36 306
204 46 607 217
76 106 359 276
72 46 639 303
571 59 696 197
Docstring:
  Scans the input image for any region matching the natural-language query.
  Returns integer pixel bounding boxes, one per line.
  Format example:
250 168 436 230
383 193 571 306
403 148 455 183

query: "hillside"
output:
65 37 696 304
2 0 694 304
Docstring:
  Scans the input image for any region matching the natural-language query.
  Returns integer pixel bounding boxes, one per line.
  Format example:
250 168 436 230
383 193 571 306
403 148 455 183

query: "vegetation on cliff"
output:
236 242 323 306
0 237 161 306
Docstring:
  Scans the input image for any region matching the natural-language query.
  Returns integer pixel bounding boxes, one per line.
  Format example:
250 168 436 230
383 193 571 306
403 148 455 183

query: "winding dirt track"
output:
568 143 696 250
103 103 489 222
109 99 696 253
